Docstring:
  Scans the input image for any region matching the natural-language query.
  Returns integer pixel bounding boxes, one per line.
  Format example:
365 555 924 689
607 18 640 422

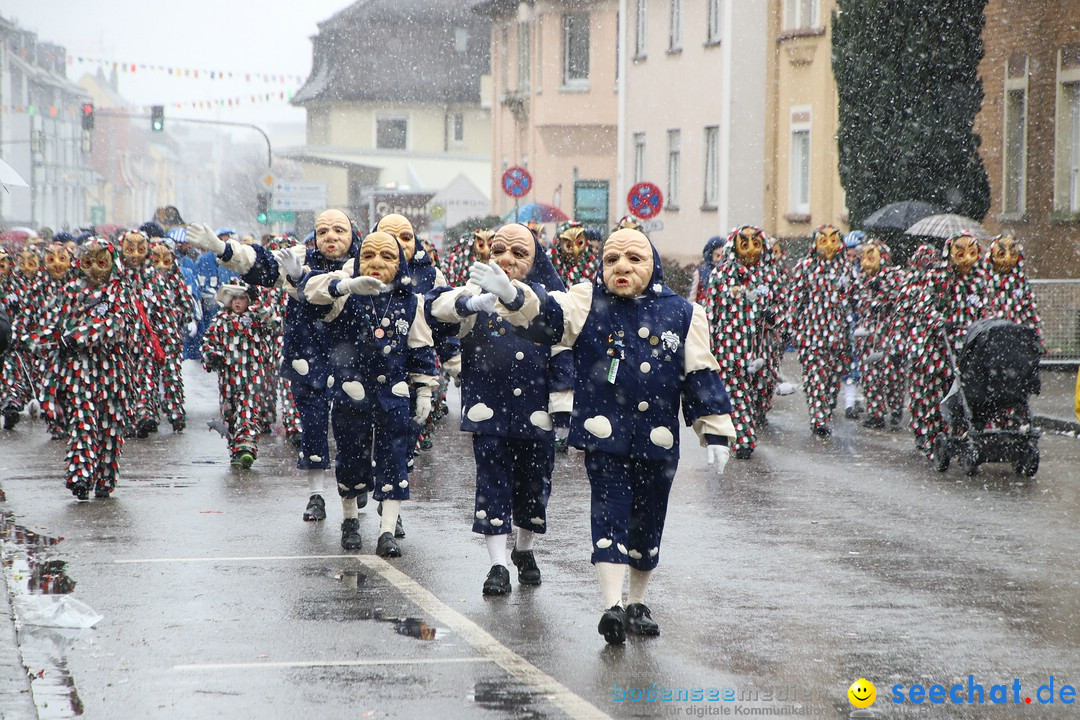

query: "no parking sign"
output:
627 182 663 219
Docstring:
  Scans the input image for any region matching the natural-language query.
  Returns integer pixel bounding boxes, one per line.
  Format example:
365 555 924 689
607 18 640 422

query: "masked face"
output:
150 244 175 271
602 230 653 298
17 249 40 277
358 232 400 282
121 232 149 266
81 246 114 287
861 244 883 276
43 243 72 280
734 229 764 266
490 226 536 282
0 253 12 278
314 209 352 259
989 236 1019 273
814 225 843 261
472 231 492 263
558 227 588 260
377 214 416 262
949 236 980 276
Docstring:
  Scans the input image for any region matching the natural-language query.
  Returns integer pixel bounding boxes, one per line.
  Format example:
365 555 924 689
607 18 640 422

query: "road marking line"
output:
114 554 360 564
358 556 612 720
175 657 493 671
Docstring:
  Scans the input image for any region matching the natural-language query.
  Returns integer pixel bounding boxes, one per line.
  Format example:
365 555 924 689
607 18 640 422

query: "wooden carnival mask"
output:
602 229 653 298
150 243 175 271
490 224 536 282
949 235 980 276
860 243 883 276
17 248 40 277
989 235 1019 274
814 225 843 262
80 243 115 287
43 242 73 280
734 227 765 267
314 209 353 260
358 232 400 283
0 250 12 278
471 229 493 263
557 224 588 260
121 231 149 266
377 213 416 262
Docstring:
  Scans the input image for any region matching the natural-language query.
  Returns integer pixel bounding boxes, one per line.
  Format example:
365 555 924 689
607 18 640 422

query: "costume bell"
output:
300 232 440 557
427 223 572 596
851 239 906 429
472 228 736 644
789 224 855 436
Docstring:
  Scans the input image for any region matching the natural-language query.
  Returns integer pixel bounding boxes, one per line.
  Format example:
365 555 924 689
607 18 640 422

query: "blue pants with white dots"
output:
471 435 553 536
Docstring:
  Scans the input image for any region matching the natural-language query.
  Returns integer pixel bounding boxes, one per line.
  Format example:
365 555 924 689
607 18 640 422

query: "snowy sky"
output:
4 0 349 128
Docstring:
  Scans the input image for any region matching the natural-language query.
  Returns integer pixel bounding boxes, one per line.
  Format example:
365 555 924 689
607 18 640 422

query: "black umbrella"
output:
862 200 941 231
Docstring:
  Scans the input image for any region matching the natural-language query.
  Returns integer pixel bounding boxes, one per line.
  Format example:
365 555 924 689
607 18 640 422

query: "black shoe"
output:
94 485 112 499
70 482 89 501
303 494 326 522
482 565 511 596
862 416 885 429
598 605 626 644
3 409 20 430
340 518 362 550
510 548 541 586
286 432 301 449
844 406 858 420
890 409 903 427
377 502 404 537
136 418 157 438
624 603 660 636
172 419 186 433
419 436 433 451
376 531 402 558
734 447 753 460
813 425 832 437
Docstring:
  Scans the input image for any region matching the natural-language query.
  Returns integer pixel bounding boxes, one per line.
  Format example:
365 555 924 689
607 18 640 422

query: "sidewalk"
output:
0 513 37 720
1032 367 1080 433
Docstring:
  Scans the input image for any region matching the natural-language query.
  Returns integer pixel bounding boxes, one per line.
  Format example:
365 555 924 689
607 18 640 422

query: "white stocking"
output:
596 562 626 610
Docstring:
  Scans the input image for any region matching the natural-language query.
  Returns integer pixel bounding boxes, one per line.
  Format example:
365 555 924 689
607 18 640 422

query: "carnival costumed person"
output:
149 240 196 432
983 233 1043 348
36 242 78 438
299 232 440 556
789 224 854 437
201 283 278 468
427 223 572 596
889 244 938 432
119 230 168 438
908 231 987 457
185 212 357 523
841 232 865 420
165 226 205 361
851 238 905 429
257 235 302 444
444 229 493 286
688 235 727 305
0 248 29 429
1 245 45 429
550 221 600 289
37 239 140 499
471 227 736 644
702 226 781 459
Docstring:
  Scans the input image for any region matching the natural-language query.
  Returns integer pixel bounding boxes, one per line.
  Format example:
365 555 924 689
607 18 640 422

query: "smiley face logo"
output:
848 678 876 708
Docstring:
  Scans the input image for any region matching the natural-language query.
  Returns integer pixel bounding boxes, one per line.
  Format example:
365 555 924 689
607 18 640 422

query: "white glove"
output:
747 358 765 374
865 351 885 364
746 285 770 302
186 223 226 255
706 445 730 475
853 326 870 338
280 251 305 284
337 276 389 296
464 292 499 315
412 388 432 425
185 321 198 336
776 382 797 396
469 261 516 304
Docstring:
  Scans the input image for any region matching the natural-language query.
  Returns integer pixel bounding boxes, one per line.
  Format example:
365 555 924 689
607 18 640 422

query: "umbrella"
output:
0 158 30 191
905 213 990 241
502 202 569 224
862 200 941 231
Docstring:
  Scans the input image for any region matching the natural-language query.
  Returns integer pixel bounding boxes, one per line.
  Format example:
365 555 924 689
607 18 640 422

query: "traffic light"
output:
256 192 270 224
81 103 94 130
151 105 164 132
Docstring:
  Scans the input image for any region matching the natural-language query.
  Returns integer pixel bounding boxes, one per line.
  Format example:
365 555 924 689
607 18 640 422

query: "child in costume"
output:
427 223 572 596
472 227 735 644
201 283 278 468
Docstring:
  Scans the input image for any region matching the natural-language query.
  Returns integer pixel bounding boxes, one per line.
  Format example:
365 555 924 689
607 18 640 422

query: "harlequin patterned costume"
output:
119 231 168 437
982 234 1043 348
35 239 139 499
851 239 906 428
789 225 855 435
149 241 196 432
908 232 988 456
889 245 937 430
702 226 781 458
550 222 600 288
1 247 47 426
258 237 301 443
35 243 79 438
201 284 279 465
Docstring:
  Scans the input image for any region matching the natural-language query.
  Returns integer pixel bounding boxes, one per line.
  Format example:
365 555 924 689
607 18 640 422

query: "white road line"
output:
116 553 612 720
175 658 493 671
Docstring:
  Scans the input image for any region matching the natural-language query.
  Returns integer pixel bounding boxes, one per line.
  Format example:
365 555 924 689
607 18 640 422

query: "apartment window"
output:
563 13 590 85
376 117 408 150
635 0 648 58
452 113 465 143
668 0 683 51
454 28 469 53
706 0 722 44
703 126 719 208
789 110 811 214
1003 83 1028 215
667 129 681 210
633 132 646 183
784 0 819 31
517 21 531 92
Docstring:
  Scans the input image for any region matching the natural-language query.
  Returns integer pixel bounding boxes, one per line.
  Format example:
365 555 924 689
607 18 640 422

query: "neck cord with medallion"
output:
368 292 394 339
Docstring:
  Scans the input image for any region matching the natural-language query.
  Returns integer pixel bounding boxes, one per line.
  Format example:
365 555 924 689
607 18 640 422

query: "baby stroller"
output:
932 319 1041 477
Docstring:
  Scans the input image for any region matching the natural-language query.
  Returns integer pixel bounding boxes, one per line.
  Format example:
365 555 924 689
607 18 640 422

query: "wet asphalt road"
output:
1 359 1080 720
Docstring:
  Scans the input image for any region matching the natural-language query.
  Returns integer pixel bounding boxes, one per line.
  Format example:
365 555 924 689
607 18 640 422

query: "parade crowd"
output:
0 207 1045 644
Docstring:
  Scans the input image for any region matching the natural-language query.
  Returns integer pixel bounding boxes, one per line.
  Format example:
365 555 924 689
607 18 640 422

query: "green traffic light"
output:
257 212 268 224
152 120 163 132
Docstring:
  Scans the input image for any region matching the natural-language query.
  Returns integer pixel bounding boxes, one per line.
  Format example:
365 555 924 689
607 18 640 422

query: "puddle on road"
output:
1 512 87 718
471 680 546 719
